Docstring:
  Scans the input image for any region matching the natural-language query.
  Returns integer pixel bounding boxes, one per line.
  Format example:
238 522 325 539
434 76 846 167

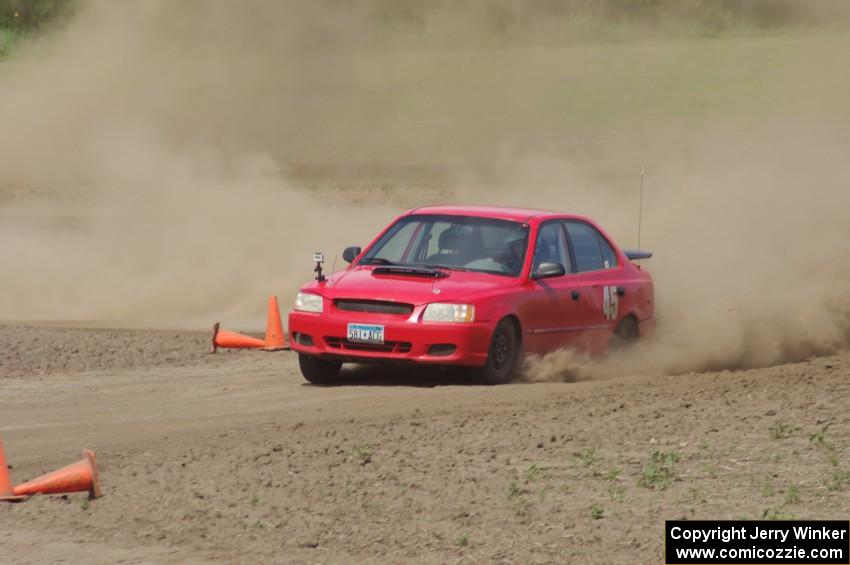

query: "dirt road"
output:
1 324 848 564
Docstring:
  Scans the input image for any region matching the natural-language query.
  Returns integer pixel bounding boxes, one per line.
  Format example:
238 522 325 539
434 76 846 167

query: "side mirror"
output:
342 246 361 264
534 262 566 279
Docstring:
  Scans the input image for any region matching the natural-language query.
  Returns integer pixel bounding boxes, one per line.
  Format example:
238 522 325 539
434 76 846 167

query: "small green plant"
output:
756 475 774 498
250 495 260 506
457 533 469 547
604 468 620 482
687 488 707 505
809 425 833 450
80 499 90 511
762 505 794 520
507 480 521 499
768 422 798 440
639 450 680 489
607 483 626 502
575 448 598 467
524 462 543 482
591 505 604 519
349 443 373 464
826 470 850 492
784 484 801 505
254 520 266 529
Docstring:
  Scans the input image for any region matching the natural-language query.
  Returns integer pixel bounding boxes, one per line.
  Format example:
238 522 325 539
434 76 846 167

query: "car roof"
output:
407 205 584 223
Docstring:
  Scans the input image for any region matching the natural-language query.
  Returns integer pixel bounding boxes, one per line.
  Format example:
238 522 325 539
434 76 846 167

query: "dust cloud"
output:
0 1 848 375
500 124 850 379
0 0 397 327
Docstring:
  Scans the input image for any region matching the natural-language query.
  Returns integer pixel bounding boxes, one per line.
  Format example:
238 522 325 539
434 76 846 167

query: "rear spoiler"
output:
624 249 653 261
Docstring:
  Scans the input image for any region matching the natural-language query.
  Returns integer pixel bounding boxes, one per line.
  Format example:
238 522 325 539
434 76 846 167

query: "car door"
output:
525 221 591 354
563 221 622 354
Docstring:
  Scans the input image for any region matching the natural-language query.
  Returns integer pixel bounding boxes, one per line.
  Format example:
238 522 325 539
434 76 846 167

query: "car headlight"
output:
422 303 475 323
294 292 323 313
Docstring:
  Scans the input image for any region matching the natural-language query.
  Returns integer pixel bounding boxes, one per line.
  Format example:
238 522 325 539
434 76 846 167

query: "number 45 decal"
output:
602 286 619 321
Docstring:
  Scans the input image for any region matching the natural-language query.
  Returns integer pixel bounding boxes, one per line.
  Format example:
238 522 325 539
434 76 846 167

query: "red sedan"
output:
289 205 654 384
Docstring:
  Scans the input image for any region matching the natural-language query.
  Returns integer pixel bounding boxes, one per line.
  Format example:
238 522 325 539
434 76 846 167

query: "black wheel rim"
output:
492 327 510 371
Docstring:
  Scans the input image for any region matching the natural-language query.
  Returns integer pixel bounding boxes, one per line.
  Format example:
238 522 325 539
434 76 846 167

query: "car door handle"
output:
616 286 626 297
571 290 580 301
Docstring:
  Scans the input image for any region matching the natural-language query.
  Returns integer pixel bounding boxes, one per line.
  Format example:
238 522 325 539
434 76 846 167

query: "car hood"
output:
302 266 511 305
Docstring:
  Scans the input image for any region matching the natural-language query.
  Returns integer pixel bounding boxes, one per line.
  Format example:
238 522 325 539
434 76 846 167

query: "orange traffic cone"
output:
210 322 266 353
263 295 288 351
13 449 102 500
0 437 27 502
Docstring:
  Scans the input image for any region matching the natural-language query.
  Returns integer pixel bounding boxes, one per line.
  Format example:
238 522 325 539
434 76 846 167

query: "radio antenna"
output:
637 166 645 267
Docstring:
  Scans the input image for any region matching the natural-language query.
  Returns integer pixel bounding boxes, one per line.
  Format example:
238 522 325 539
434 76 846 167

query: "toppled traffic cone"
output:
13 449 102 500
210 322 266 353
263 295 288 351
0 437 27 502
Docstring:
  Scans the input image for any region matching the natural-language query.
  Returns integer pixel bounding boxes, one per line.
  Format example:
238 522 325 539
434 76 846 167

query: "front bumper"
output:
288 309 492 367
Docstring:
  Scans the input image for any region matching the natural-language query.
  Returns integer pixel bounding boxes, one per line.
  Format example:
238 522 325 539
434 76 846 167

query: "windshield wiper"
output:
421 263 474 273
360 257 396 265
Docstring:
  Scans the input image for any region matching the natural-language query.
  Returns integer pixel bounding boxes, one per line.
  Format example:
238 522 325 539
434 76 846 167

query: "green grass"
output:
315 31 850 167
359 33 850 126
0 27 22 60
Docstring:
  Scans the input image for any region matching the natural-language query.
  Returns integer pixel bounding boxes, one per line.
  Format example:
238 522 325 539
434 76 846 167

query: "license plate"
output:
347 323 385 344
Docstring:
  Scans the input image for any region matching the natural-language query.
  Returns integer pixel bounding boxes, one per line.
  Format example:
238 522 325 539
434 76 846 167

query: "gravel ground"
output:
1 324 848 564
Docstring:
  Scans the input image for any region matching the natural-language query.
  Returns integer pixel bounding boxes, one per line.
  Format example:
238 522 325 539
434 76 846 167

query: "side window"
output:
533 222 571 273
598 234 618 269
565 222 605 272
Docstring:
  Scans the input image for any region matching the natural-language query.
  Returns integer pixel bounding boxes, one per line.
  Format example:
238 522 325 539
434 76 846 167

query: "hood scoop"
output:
371 266 448 279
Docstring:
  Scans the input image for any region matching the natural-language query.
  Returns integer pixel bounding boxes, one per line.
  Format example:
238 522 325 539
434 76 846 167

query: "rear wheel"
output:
298 354 342 384
473 319 520 385
610 316 639 350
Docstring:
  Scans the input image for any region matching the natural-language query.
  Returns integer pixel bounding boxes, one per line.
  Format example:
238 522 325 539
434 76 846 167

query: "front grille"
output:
334 299 414 316
325 337 412 354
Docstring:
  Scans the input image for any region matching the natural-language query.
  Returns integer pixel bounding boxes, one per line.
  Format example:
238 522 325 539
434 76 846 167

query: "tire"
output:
298 354 342 384
610 316 639 351
473 319 521 385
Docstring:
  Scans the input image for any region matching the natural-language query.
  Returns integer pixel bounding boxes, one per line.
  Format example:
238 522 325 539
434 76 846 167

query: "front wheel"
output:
298 354 342 384
473 319 520 385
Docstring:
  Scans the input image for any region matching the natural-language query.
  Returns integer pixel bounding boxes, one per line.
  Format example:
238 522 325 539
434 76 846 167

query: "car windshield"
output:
360 214 530 277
